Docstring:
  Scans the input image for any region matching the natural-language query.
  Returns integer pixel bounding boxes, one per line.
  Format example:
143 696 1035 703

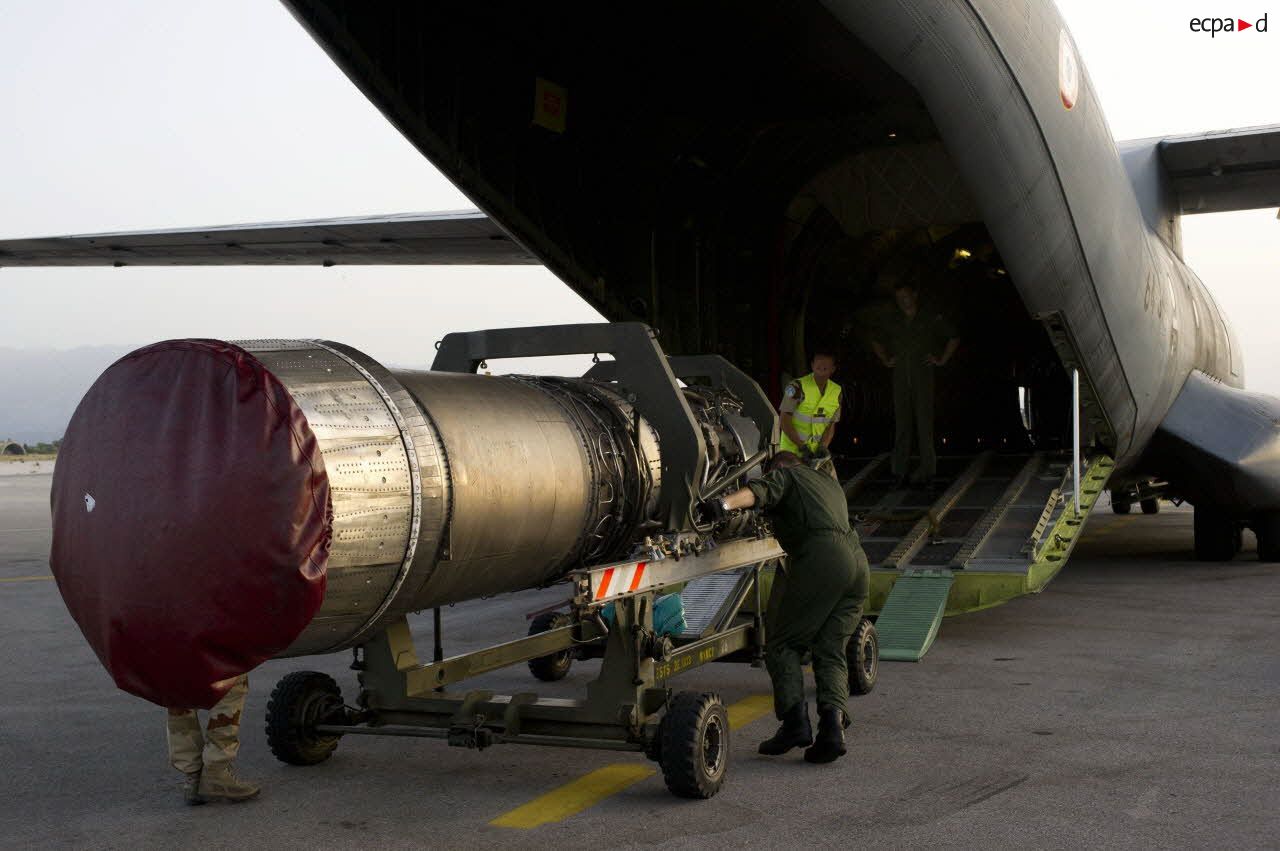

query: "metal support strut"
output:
1072 369 1081 516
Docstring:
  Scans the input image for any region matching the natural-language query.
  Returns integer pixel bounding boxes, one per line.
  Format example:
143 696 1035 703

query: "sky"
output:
0 1 1276 382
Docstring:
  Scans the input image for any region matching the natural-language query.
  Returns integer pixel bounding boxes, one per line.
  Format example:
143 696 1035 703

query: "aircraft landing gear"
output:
1194 506 1239 562
1253 512 1280 562
1111 481 1166 516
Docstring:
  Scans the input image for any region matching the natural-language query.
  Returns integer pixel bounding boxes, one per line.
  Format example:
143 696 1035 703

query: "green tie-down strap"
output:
601 593 688 636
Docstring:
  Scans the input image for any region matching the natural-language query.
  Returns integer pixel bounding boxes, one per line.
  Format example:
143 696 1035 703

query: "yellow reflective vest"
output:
779 373 841 455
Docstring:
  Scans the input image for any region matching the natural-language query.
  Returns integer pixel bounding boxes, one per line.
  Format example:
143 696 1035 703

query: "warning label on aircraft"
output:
1058 30 1080 110
534 77 568 133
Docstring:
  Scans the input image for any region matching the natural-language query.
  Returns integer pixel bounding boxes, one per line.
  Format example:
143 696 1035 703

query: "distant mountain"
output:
0 345 133 444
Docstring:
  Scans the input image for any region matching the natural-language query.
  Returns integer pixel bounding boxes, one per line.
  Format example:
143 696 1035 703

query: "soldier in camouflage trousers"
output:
165 674 260 804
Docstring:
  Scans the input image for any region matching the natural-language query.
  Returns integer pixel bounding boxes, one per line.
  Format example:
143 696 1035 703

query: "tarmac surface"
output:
2 471 1278 849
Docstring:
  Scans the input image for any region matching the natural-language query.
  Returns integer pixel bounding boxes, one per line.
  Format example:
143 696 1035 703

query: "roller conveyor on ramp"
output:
845 452 1114 661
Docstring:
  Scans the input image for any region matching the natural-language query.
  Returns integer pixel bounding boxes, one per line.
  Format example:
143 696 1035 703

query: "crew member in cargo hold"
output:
706 451 869 764
871 276 959 489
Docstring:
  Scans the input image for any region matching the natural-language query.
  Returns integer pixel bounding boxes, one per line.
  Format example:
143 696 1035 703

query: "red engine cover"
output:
50 340 330 709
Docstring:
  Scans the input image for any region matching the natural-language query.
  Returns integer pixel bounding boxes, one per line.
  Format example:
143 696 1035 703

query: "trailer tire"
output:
1194 507 1237 562
660 692 729 799
1140 498 1160 515
847 619 879 696
266 671 344 766
527 612 574 681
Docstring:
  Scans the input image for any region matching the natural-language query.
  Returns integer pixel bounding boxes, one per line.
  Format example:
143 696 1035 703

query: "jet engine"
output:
50 323 775 708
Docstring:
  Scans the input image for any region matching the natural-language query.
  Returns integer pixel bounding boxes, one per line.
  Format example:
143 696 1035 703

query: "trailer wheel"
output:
1254 512 1280 562
1140 498 1160 515
847 618 879 696
527 612 574 681
659 691 729 799
1194 507 1237 562
266 671 345 766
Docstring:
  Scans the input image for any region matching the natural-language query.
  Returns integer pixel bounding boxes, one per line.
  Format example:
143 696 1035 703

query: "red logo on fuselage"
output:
1058 30 1080 110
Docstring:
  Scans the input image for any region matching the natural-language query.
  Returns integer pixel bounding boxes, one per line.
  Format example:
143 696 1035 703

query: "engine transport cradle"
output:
261 323 879 800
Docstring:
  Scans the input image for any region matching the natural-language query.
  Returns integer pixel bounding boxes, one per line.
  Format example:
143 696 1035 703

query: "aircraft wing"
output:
0 209 539 267
1157 124 1280 215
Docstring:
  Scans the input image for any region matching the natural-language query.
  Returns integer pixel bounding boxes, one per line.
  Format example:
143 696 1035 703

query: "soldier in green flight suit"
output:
871 279 960 488
706 451 869 764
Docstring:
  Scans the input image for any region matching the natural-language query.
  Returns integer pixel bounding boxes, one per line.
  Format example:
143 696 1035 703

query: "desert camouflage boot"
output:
166 709 206 805
197 762 260 802
181 771 205 805
196 675 259 801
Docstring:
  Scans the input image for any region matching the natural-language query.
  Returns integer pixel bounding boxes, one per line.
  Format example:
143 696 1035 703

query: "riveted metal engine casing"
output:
238 340 671 657
237 340 448 656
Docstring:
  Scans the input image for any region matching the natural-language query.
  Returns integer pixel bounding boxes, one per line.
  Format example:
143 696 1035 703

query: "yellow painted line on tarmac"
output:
0 574 54 584
727 693 774 730
490 763 655 828
490 694 775 828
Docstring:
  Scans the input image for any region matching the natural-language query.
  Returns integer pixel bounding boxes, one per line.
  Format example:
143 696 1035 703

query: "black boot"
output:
803 705 848 764
758 702 813 755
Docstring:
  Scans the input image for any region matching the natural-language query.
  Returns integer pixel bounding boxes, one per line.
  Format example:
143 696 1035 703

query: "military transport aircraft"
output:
3 1 1279 623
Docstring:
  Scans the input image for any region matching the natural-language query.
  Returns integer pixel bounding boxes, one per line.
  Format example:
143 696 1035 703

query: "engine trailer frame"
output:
262 322 875 798
267 537 796 798
268 535 880 798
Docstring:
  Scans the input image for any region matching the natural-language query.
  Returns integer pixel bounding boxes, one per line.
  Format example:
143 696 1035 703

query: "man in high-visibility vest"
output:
778 351 842 459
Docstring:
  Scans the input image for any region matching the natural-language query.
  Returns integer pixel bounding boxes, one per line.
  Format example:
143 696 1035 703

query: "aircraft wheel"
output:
1254 512 1280 562
1111 499 1131 515
847 618 879 696
266 671 345 766
659 691 729 799
1193 507 1237 562
1140 498 1160 515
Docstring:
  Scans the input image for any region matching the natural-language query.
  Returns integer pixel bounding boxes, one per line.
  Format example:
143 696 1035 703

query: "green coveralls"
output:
748 465 870 717
879 310 957 482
